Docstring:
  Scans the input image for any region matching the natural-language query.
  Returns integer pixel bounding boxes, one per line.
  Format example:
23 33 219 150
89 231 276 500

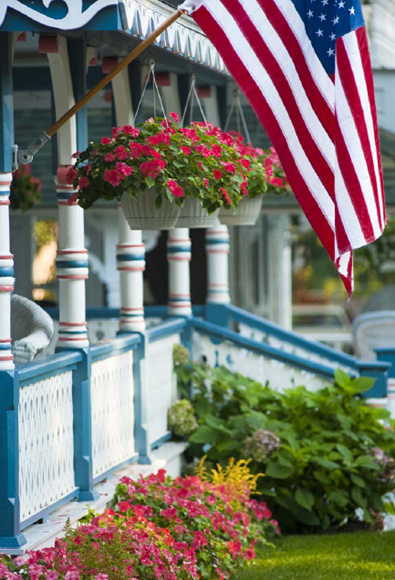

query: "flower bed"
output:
0 466 279 580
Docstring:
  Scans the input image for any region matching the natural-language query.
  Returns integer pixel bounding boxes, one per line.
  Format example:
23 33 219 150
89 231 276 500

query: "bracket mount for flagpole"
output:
15 7 185 168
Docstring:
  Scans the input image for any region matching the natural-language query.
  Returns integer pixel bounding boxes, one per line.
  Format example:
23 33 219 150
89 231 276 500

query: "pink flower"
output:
221 162 237 174
71 151 81 159
104 169 121 187
66 167 78 184
78 176 89 189
112 127 119 139
122 125 140 137
148 133 170 146
240 158 250 170
114 145 129 160
214 169 222 180
211 145 222 157
129 143 143 158
220 187 230 205
140 160 165 179
270 177 283 187
243 547 255 561
95 574 109 580
115 162 133 176
170 112 180 122
104 153 115 163
203 178 208 189
180 146 191 155
166 180 184 198
101 137 111 144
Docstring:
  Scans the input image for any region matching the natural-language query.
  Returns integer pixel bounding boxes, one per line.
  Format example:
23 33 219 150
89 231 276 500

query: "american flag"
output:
180 0 386 295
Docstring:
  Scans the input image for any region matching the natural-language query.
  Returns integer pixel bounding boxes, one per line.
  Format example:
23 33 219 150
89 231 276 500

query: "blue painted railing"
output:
0 305 391 551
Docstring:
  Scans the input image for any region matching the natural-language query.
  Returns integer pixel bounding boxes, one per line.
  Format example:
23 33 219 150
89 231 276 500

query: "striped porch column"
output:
56 166 89 348
205 224 230 304
167 228 192 316
117 207 146 333
0 173 14 370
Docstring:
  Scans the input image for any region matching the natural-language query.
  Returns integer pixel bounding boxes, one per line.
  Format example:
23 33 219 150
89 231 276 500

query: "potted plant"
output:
10 164 42 211
68 115 248 230
219 141 289 226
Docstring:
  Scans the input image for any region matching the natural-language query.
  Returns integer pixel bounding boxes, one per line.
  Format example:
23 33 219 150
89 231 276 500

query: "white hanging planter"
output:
121 189 181 230
176 197 219 229
219 196 263 226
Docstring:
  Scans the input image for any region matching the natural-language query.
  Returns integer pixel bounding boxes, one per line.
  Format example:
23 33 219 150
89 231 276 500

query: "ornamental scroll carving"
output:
0 0 118 30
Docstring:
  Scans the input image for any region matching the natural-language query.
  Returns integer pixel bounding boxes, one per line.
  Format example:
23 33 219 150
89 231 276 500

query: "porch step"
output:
9 441 188 555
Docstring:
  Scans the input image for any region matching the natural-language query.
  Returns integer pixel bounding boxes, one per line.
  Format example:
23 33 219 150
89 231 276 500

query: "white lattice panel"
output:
238 324 356 376
19 372 76 523
91 351 135 478
147 335 180 445
195 334 329 393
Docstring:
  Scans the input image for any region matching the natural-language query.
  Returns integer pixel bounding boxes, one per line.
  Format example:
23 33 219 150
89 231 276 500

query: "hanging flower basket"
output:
219 196 263 226
68 116 251 229
219 143 290 226
176 197 219 228
121 188 181 230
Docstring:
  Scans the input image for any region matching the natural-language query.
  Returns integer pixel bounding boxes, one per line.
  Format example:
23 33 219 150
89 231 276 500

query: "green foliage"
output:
167 399 198 438
176 361 395 533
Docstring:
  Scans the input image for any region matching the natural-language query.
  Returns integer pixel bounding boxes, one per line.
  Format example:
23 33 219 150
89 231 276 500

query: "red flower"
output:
104 169 121 187
170 112 180 122
115 162 133 177
220 187 230 205
203 178 208 189
180 146 191 155
114 145 129 160
104 153 115 163
214 169 222 180
166 179 184 198
78 176 89 189
122 125 140 137
101 137 111 144
66 167 78 184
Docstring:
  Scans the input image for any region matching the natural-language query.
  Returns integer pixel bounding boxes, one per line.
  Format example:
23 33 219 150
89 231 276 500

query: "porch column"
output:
376 348 395 417
267 214 292 330
42 35 89 347
0 173 14 371
110 63 146 333
205 224 230 305
0 32 25 549
117 213 146 332
167 228 192 316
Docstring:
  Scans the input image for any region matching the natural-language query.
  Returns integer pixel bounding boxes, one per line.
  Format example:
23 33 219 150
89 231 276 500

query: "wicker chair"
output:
352 310 395 360
11 294 54 364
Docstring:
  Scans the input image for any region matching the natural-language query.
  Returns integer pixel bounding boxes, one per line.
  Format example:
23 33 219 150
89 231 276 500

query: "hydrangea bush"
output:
175 357 395 533
167 399 198 438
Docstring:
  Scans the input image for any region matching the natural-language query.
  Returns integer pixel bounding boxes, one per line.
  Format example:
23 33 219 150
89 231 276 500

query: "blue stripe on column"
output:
56 260 89 268
116 255 145 261
0 267 14 277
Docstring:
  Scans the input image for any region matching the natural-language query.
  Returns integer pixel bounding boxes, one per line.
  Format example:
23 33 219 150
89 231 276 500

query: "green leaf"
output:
189 426 222 445
328 490 349 507
314 457 340 470
291 506 321 526
350 376 375 394
350 473 366 487
351 487 367 509
336 444 353 463
295 488 315 510
353 455 380 470
384 500 395 515
266 461 294 479
313 470 332 485
334 368 351 388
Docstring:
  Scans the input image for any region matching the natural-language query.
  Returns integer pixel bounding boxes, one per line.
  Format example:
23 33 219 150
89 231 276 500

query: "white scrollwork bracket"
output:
0 0 118 31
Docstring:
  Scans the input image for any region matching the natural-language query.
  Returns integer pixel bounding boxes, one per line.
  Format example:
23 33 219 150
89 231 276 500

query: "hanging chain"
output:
181 75 209 128
224 88 251 144
133 60 167 125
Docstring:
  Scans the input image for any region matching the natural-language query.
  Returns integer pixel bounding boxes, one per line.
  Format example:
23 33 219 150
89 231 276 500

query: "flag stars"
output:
327 47 335 57
319 13 326 21
338 1 345 7
321 0 328 5
332 16 340 25
330 32 336 41
307 9 314 18
316 28 324 37
349 6 355 15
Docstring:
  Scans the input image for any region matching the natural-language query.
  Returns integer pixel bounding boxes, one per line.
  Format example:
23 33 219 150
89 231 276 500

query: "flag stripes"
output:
182 0 386 295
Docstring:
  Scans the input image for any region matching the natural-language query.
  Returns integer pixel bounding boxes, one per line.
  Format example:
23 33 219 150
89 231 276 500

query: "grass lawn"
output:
235 531 395 579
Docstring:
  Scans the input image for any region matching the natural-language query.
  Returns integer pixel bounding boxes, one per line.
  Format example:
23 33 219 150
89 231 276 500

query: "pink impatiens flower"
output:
104 153 115 163
166 180 184 198
101 137 111 144
170 112 180 122
214 169 222 180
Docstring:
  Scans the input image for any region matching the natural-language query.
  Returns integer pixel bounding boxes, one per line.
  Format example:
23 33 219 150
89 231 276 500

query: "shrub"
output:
167 399 198 438
176 360 395 533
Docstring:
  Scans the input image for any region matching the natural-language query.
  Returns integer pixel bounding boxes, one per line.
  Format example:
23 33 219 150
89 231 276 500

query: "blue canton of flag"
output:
293 0 365 75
